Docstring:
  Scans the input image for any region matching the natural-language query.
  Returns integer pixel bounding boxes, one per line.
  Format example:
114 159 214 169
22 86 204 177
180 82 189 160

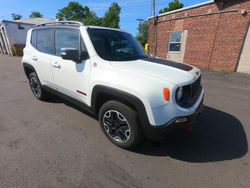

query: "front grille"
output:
176 75 202 108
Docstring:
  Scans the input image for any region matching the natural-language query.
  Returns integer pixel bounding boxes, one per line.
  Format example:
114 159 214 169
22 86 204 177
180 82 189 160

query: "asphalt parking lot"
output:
0 54 250 188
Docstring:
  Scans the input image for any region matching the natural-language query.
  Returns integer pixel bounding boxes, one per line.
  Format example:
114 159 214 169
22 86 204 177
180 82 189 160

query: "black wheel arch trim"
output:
22 63 38 79
91 85 151 136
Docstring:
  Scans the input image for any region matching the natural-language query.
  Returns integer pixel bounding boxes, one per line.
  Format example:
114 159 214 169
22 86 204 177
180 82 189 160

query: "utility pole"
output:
153 0 156 19
136 18 144 40
153 0 157 57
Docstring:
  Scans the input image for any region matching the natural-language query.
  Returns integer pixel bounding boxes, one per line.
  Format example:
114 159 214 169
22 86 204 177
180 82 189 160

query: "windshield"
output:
88 28 149 61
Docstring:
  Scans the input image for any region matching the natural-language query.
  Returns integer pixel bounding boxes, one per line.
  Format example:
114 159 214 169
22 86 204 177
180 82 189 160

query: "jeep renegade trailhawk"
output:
22 21 204 149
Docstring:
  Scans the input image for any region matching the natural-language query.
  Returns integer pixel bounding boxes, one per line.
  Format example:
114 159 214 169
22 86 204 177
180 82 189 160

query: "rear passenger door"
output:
31 29 56 89
50 28 91 104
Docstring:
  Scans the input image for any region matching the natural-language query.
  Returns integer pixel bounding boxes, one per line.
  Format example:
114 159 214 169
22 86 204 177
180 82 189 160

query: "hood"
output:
110 58 200 86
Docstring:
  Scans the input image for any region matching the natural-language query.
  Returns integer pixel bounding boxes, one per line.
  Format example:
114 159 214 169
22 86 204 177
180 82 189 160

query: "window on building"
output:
18 24 24 30
36 29 54 54
169 31 182 52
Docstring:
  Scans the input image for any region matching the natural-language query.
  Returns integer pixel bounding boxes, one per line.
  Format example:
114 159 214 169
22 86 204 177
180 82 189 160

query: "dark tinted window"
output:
55 29 80 56
88 28 148 61
169 43 181 52
31 30 37 48
36 29 53 54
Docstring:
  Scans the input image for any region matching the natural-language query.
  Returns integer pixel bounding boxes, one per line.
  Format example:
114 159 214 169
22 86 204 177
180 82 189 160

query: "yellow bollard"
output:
145 43 149 52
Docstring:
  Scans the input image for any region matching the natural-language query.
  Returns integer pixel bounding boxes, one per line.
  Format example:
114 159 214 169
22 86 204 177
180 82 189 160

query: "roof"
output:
13 18 55 25
0 18 55 26
149 0 215 19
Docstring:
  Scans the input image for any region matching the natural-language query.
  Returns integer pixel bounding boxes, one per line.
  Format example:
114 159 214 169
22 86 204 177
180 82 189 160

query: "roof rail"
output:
32 21 84 28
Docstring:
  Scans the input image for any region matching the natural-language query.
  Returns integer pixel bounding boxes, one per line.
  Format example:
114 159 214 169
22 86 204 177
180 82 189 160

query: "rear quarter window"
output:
31 30 37 48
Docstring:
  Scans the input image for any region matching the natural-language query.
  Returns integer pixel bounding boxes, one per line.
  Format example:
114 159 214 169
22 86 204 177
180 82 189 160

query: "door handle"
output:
52 62 61 69
32 56 37 61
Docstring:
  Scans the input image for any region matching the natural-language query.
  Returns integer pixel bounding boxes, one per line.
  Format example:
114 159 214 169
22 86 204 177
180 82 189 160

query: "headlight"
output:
176 87 183 101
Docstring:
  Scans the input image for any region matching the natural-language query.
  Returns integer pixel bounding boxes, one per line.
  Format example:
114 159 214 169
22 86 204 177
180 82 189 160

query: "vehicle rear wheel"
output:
28 72 49 101
98 101 143 149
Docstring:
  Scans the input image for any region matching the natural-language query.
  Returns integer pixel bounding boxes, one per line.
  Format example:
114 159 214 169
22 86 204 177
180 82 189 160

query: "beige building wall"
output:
237 25 250 74
167 30 188 63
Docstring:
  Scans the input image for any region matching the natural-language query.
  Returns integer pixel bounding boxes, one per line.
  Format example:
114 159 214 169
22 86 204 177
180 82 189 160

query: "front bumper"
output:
142 97 204 141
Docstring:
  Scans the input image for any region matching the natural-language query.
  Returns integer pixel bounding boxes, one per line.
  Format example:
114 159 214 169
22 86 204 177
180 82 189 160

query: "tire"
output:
28 72 49 101
98 101 143 149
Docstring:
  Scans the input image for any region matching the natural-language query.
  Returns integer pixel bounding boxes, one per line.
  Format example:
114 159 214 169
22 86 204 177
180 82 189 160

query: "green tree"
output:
56 1 91 21
84 11 102 26
56 1 121 28
136 21 149 47
12 13 22 20
102 2 121 28
159 0 184 14
30 11 43 18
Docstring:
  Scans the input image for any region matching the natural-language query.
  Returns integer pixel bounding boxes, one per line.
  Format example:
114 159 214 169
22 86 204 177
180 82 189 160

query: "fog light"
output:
175 118 188 123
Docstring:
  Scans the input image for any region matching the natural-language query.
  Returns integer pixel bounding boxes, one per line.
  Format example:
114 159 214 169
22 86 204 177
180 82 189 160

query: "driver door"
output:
50 28 91 104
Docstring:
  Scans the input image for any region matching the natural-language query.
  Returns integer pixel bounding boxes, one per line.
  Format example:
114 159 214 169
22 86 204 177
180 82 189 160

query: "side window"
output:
31 30 37 48
36 29 53 54
169 31 182 52
55 29 81 56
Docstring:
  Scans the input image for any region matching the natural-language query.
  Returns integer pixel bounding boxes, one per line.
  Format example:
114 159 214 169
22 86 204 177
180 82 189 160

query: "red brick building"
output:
148 0 250 73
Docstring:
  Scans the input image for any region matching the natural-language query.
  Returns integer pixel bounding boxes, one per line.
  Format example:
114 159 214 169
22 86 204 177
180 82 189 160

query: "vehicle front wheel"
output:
28 72 49 101
98 101 143 149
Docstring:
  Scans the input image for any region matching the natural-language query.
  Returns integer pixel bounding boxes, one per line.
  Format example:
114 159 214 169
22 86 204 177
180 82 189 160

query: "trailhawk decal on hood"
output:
142 58 193 71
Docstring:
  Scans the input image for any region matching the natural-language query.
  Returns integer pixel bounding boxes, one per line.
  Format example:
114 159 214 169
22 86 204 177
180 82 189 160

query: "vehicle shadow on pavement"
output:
49 97 98 119
135 106 248 162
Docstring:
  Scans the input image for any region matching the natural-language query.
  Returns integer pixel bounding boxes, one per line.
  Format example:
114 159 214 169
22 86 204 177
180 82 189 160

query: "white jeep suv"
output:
22 21 204 149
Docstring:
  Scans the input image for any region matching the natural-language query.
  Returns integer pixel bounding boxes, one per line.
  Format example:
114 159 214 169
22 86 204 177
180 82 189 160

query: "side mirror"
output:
61 48 80 63
80 50 89 60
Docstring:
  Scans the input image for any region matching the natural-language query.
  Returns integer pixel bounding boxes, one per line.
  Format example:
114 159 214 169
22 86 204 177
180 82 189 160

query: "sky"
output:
0 0 208 35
